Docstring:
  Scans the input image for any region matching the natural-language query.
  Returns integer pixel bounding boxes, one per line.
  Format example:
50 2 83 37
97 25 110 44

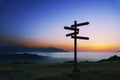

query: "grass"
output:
0 61 120 80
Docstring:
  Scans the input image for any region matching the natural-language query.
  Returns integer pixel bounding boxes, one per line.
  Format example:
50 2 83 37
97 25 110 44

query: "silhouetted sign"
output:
71 36 89 40
71 22 89 27
64 21 90 73
66 32 79 37
64 26 79 31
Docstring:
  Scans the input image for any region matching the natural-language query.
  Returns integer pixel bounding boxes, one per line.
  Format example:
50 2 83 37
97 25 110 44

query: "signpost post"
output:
64 21 89 73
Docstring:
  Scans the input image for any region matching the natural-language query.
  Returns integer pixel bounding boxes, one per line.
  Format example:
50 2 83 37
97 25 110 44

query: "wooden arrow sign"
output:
71 36 89 40
66 32 79 37
71 22 89 27
64 21 90 73
64 26 79 31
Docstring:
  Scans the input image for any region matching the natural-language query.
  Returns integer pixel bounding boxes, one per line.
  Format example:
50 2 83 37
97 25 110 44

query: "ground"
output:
0 61 120 80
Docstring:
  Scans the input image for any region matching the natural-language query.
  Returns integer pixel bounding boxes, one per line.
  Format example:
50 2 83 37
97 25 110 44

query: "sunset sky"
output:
0 0 120 51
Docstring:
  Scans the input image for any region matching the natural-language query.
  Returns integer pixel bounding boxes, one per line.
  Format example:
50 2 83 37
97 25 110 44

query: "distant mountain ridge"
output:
0 53 52 64
0 53 43 59
99 55 120 62
0 45 68 53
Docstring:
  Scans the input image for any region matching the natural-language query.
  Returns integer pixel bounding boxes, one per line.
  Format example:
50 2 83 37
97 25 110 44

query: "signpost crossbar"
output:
71 36 89 40
66 32 79 37
64 26 79 31
71 22 89 27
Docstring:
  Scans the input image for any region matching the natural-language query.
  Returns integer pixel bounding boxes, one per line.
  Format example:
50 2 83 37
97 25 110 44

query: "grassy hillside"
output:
0 61 120 80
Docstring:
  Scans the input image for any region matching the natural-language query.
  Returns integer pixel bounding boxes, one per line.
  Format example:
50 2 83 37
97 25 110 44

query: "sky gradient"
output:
0 0 120 51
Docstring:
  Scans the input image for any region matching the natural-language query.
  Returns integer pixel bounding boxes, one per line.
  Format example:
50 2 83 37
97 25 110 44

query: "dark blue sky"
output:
0 0 120 50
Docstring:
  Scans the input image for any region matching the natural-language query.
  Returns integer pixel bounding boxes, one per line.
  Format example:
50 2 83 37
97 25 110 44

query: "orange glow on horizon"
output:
6 38 120 51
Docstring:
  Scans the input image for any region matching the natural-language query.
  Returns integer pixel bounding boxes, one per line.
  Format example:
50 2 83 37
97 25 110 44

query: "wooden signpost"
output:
64 21 89 73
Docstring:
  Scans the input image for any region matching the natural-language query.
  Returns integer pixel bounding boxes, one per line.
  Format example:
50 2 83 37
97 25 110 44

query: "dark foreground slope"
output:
0 61 120 80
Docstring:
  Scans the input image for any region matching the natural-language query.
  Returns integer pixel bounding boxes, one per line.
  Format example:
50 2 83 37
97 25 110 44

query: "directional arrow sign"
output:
66 32 79 37
71 22 89 27
71 36 89 40
64 26 79 31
